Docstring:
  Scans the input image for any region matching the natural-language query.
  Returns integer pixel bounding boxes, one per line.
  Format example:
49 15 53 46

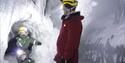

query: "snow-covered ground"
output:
1 0 125 63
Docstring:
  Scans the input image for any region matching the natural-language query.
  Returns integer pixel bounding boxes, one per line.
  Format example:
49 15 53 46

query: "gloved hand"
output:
35 41 41 45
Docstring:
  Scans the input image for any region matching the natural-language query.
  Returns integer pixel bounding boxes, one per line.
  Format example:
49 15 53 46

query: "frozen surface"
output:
0 0 61 63
1 0 125 63
79 0 125 63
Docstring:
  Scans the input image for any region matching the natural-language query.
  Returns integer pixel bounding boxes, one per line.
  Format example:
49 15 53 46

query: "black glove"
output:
35 41 41 45
61 58 72 63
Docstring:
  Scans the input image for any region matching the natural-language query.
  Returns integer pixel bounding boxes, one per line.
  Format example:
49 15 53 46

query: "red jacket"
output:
55 12 84 63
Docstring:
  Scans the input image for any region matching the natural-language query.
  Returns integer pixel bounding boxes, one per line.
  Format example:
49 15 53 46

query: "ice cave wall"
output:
0 0 61 63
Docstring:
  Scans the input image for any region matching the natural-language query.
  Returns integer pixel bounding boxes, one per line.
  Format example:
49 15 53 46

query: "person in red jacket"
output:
54 0 84 63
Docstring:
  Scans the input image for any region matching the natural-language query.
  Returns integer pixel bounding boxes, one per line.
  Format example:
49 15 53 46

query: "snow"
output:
79 0 125 63
1 0 125 63
0 0 60 63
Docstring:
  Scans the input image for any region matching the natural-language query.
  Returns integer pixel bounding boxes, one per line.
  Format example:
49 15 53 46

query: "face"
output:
19 31 28 37
63 4 76 14
63 6 70 14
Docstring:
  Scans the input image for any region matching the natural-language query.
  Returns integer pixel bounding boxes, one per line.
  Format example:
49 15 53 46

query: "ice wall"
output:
79 0 125 63
0 0 61 63
0 0 115 63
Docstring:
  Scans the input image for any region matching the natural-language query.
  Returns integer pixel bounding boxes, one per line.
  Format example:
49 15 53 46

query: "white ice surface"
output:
1 0 125 63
